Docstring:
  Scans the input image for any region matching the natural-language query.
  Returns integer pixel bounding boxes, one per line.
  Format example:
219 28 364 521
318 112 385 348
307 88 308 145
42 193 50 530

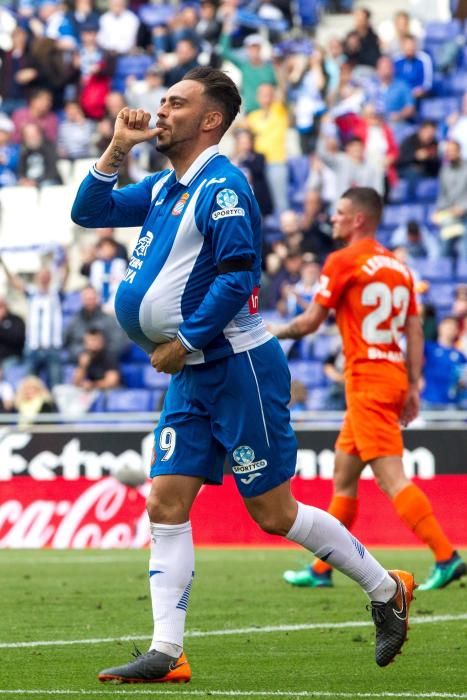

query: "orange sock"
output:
312 495 358 575
393 483 454 562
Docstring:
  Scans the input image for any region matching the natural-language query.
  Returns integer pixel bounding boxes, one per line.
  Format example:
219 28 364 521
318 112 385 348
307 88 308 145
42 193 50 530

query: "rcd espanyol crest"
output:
233 445 255 466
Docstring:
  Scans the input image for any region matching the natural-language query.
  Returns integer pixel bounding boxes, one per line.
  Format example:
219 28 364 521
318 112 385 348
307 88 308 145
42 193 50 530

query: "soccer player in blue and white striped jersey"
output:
72 67 416 682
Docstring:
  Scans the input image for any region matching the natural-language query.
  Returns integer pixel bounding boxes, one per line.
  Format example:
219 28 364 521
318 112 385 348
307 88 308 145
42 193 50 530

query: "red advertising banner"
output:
1 475 466 548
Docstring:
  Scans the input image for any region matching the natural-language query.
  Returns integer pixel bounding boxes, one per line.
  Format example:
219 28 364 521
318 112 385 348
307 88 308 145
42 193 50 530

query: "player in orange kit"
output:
271 187 466 591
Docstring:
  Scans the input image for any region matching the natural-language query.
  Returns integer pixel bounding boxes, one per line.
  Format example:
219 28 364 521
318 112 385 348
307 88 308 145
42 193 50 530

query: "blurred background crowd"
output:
0 0 466 421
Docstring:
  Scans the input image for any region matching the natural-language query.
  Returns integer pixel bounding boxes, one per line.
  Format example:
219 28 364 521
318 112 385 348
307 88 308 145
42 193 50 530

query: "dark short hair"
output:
341 187 384 225
182 66 241 134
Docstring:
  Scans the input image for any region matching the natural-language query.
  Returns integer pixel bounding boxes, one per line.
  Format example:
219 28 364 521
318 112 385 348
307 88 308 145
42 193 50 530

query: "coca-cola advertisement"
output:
1 427 466 548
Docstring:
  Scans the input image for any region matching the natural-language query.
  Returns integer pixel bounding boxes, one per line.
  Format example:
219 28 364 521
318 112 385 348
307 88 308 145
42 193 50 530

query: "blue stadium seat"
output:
419 97 460 122
287 155 310 207
376 227 393 248
305 387 329 411
427 282 455 308
3 363 28 388
310 333 340 361
382 204 425 228
289 360 326 388
89 391 106 412
105 388 155 412
424 20 462 42
411 257 453 282
111 54 154 93
455 259 467 282
142 364 170 389
388 179 410 204
120 362 144 388
62 290 82 315
62 364 75 384
448 72 467 95
415 178 439 202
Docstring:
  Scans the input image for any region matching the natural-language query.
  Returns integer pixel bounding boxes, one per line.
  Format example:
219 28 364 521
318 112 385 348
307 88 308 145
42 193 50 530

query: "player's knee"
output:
250 510 293 537
146 492 189 524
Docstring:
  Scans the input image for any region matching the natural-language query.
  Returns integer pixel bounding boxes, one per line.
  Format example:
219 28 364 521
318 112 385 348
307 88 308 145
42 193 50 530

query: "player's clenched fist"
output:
113 108 162 147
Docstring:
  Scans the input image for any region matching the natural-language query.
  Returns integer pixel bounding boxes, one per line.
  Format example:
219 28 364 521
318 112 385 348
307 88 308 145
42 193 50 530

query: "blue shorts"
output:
150 338 297 497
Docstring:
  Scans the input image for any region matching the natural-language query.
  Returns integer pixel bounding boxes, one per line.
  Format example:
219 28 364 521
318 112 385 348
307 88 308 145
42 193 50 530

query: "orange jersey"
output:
314 238 418 389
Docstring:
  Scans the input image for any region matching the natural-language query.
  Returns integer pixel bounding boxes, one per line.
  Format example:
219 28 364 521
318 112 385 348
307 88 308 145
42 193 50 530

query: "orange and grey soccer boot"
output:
98 648 191 683
369 570 416 667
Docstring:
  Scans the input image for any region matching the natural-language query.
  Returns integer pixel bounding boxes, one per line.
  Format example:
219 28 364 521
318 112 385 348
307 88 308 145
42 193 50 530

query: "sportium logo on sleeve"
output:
212 188 245 220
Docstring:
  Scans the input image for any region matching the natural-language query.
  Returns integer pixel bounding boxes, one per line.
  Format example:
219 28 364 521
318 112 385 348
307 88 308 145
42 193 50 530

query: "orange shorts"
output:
335 385 407 463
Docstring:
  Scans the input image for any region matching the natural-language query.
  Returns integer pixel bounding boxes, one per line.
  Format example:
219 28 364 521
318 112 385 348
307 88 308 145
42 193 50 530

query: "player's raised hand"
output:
113 108 162 148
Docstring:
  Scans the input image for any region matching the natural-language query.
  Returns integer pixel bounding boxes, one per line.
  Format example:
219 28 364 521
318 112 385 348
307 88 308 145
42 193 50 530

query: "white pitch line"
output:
1 613 466 649
0 690 466 698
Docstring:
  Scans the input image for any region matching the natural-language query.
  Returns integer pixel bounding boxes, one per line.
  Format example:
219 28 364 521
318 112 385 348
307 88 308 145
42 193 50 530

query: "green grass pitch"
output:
1 548 466 700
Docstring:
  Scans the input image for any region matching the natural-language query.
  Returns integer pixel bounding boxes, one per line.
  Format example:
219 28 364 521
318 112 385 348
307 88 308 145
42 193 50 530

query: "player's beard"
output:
155 117 204 159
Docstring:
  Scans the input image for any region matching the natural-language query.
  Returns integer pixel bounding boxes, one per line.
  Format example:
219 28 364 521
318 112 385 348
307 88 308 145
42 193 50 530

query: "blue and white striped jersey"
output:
71 145 272 364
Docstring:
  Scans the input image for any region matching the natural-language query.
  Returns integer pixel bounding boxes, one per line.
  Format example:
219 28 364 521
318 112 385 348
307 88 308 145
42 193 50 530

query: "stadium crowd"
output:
0 0 467 417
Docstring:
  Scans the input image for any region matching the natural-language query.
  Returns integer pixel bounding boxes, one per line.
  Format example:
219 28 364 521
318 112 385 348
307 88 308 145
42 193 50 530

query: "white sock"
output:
149 521 194 654
286 503 396 601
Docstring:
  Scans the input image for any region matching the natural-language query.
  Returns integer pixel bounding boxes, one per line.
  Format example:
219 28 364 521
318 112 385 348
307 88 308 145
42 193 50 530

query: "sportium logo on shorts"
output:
231 445 267 474
212 188 245 220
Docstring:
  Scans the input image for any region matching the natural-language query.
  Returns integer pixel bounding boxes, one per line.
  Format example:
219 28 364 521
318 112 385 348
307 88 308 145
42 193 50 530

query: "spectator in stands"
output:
278 253 320 318
397 120 440 197
432 140 467 259
446 92 467 160
290 47 329 154
97 0 139 54
394 35 433 100
72 327 120 392
289 378 308 415
246 83 289 213
352 102 399 196
18 122 62 187
219 26 277 113
316 134 385 201
266 251 303 311
0 113 19 186
422 316 466 409
14 375 57 427
390 219 440 260
81 237 127 313
1 262 65 387
76 22 111 120
64 285 128 363
163 38 200 87
195 0 222 65
231 128 273 217
0 296 25 369
378 10 424 56
12 87 59 144
365 56 415 125
344 7 380 67
300 189 334 262
36 0 77 50
86 227 128 263
125 65 165 127
57 100 94 160
67 0 100 40
325 38 346 94
0 22 35 115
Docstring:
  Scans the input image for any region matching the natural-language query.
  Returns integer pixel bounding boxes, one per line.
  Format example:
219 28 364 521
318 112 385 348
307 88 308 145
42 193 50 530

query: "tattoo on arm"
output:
108 145 126 169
